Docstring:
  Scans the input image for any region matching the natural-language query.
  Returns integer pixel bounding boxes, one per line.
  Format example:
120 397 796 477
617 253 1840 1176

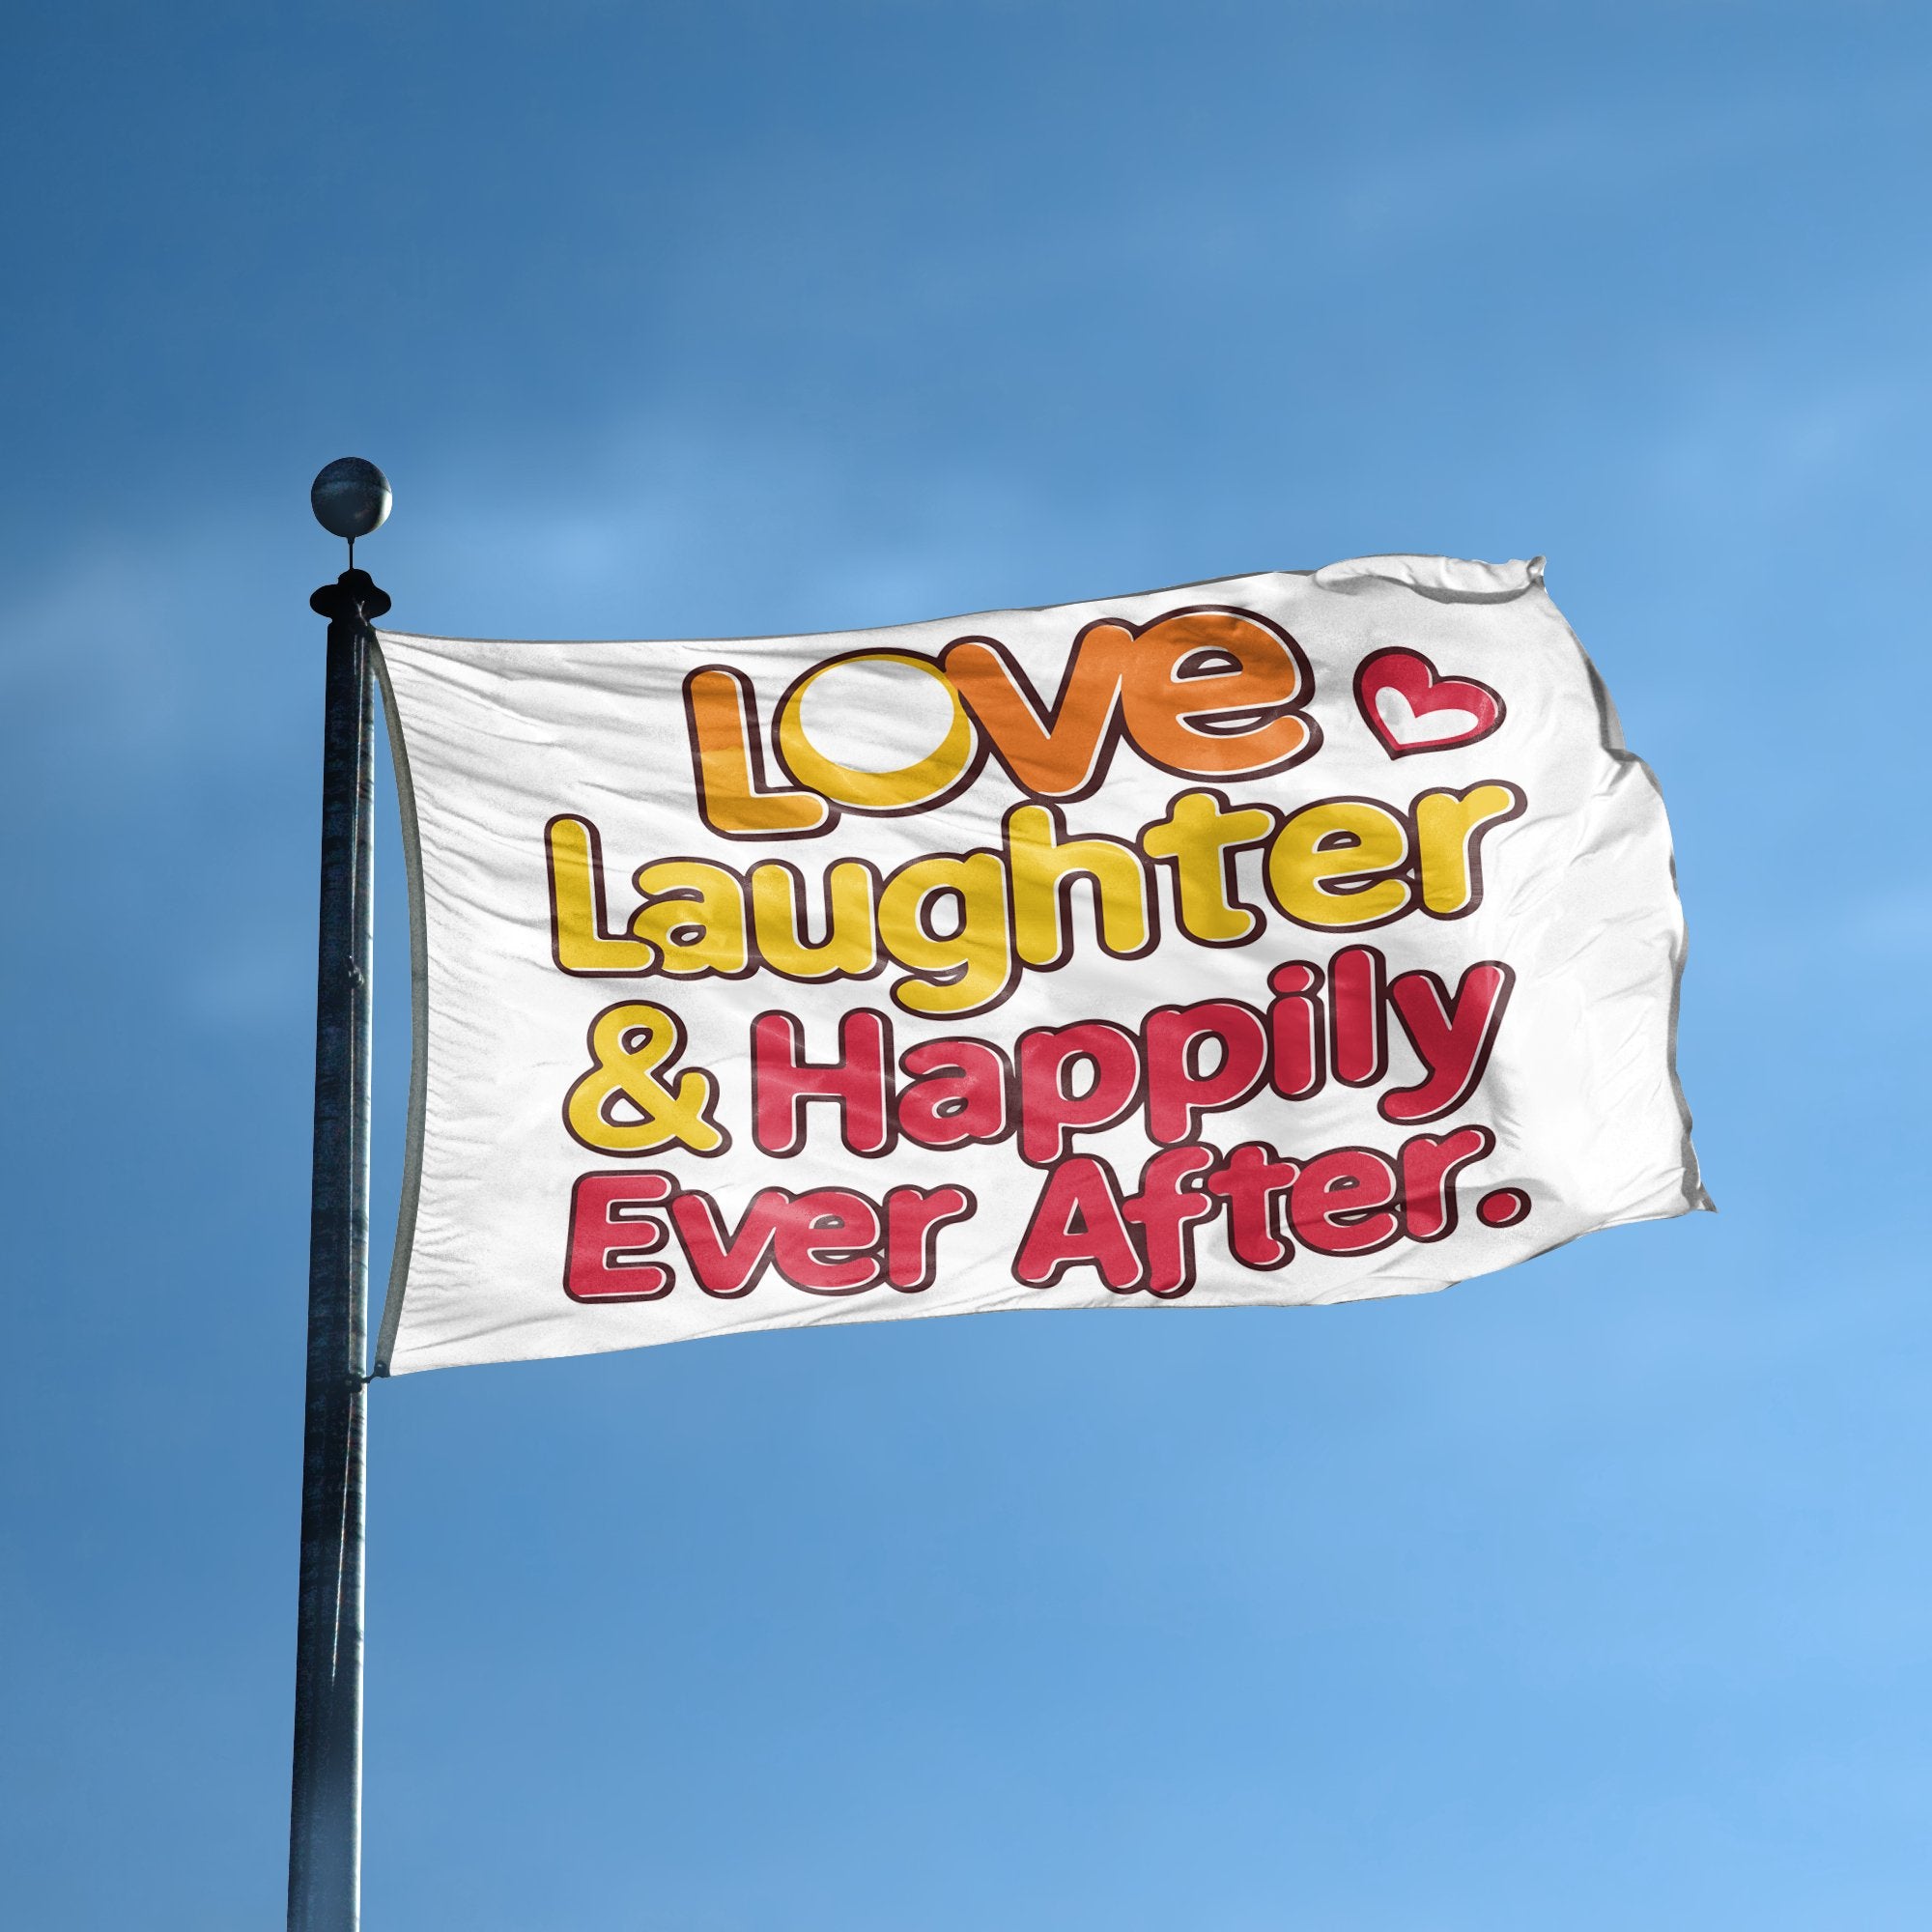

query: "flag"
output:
372 554 1706 1375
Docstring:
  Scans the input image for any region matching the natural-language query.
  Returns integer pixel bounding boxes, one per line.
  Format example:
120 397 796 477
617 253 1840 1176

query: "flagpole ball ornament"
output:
310 456 392 541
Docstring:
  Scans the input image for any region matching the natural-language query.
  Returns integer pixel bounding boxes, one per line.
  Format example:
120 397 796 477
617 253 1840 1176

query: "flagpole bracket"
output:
311 570 392 626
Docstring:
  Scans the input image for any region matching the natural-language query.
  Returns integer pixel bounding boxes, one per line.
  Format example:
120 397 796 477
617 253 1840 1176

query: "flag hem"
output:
371 638 432 1377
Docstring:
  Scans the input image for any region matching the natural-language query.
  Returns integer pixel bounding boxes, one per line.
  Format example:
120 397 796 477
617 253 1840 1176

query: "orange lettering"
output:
940 627 1137 800
1119 609 1317 779
684 666 830 838
942 607 1317 800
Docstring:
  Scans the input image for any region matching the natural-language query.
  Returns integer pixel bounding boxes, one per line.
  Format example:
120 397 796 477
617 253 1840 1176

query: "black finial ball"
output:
310 457 392 541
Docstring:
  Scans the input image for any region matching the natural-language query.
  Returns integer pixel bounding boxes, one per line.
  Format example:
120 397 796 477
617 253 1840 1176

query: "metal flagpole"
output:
290 459 392 1932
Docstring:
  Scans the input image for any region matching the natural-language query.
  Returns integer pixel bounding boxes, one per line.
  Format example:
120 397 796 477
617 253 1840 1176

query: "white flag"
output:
373 554 1706 1375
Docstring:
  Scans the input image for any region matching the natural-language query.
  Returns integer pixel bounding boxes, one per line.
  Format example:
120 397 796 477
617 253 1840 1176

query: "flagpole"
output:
290 461 391 1932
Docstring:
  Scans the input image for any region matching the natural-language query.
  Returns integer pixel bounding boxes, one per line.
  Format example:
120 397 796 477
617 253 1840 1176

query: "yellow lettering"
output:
629 861 749 977
1413 782 1523 917
1008 803 1151 967
750 861 880 979
1266 799 1411 928
547 815 656 974
877 851 1014 1017
563 1002 726 1154
1139 790 1277 944
775 652 979 812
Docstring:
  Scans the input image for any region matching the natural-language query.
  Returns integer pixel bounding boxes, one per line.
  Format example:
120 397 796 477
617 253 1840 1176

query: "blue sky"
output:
3 3 1929 1925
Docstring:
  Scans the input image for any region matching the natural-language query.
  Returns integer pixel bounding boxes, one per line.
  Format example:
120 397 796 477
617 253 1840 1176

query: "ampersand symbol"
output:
564 1003 729 1156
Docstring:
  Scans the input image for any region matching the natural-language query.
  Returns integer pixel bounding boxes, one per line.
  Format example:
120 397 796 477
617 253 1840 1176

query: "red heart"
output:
1354 649 1505 757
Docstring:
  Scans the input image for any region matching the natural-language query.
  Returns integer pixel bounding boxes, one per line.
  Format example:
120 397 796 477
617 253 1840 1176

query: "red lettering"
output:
1015 1022 1142 1166
1399 1126 1495 1241
1143 1001 1268 1145
1478 1187 1531 1228
752 1009 895 1156
668 1189 789 1296
1382 963 1514 1123
1328 946 1387 1087
1205 1142 1300 1268
563 1171 676 1301
897 1038 1010 1149
1013 1156 1143 1289
1122 1146 1219 1295
884 1185 975 1291
1290 1147 1402 1256
1266 961 1324 1100
771 1188 882 1294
